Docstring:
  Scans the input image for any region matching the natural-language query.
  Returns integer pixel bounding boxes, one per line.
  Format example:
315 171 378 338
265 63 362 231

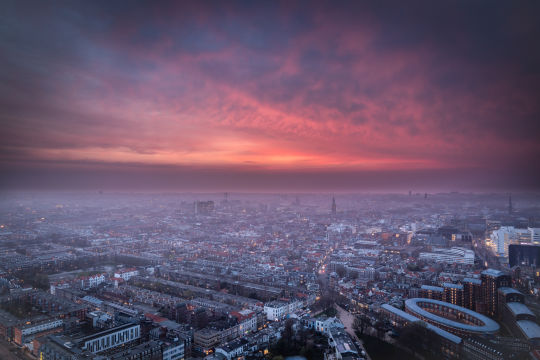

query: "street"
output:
335 304 371 360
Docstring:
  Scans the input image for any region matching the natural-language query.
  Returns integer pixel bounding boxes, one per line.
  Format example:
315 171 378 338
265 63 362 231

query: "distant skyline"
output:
1 1 539 192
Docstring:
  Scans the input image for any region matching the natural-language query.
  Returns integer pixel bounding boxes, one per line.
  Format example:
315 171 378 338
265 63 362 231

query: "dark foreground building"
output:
509 244 540 268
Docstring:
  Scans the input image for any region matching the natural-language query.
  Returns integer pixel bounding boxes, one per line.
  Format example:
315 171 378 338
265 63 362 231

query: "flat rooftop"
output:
517 320 540 340
421 285 444 292
481 269 506 278
80 323 139 343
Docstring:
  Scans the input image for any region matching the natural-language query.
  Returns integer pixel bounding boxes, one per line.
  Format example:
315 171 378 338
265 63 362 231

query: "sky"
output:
1 1 539 192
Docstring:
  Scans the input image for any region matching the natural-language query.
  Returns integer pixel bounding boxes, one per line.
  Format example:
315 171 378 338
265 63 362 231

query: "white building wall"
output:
83 324 140 353
264 303 291 321
491 227 532 258
529 227 540 244
163 343 184 360
21 319 63 336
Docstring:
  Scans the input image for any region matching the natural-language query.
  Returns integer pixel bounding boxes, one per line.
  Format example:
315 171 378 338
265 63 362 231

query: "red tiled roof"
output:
145 313 167 323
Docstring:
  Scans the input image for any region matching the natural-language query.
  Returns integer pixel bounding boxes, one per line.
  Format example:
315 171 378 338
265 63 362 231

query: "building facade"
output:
81 323 141 353
481 269 511 317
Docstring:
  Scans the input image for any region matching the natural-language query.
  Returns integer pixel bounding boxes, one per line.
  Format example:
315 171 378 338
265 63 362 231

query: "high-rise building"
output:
419 285 444 301
497 287 524 319
195 201 215 215
331 197 336 215
462 278 482 311
529 227 540 244
508 244 540 268
481 269 511 317
508 193 513 215
443 283 464 307
490 226 531 259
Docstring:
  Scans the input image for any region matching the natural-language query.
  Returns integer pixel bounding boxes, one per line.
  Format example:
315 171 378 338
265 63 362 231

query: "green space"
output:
266 321 327 360
357 334 416 360
321 306 337 317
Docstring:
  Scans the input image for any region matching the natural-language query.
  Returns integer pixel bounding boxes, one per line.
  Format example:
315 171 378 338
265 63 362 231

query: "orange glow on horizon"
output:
29 144 447 171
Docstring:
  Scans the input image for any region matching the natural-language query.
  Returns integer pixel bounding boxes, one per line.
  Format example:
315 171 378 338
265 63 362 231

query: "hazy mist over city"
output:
1 1 540 360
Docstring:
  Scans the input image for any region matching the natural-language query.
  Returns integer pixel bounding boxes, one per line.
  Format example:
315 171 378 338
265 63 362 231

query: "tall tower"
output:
508 193 513 215
481 269 511 317
331 196 337 215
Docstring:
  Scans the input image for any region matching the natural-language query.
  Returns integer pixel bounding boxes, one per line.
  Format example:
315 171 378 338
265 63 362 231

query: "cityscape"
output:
1 1 540 360
0 192 539 360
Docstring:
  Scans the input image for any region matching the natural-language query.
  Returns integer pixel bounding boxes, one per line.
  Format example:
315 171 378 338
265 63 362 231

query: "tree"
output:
195 310 208 329
317 291 335 310
373 320 386 339
298 327 310 345
336 265 347 278
176 304 188 323
283 319 294 346
398 321 442 358
353 313 370 336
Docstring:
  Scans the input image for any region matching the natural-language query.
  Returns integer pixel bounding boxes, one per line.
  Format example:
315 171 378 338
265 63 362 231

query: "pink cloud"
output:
1 1 538 190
